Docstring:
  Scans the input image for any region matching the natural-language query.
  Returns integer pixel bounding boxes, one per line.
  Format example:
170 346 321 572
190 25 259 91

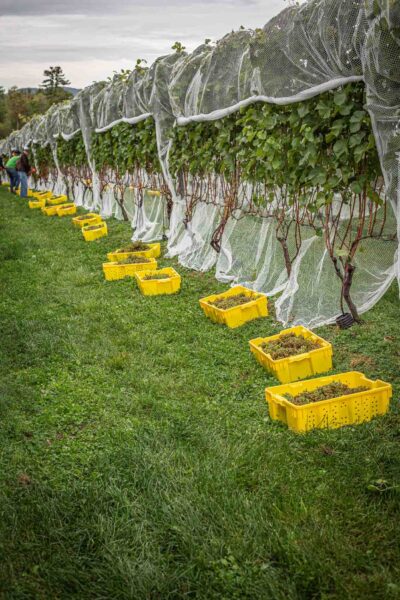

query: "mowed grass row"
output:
0 187 399 600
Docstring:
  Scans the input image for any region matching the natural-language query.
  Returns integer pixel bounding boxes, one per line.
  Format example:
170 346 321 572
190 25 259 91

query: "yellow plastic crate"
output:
107 242 161 262
250 326 333 383
42 204 61 216
199 286 268 329
29 199 46 209
103 258 157 281
47 195 68 206
265 371 392 433
72 213 103 228
82 221 108 241
57 203 76 216
17 189 35 197
135 267 181 296
32 191 52 200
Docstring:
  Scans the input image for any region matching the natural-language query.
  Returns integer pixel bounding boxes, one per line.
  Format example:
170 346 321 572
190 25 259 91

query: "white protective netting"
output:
1 0 399 327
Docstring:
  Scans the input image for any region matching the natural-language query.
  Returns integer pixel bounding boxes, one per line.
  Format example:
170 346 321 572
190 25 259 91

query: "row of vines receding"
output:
57 133 91 202
43 82 395 323
90 119 170 220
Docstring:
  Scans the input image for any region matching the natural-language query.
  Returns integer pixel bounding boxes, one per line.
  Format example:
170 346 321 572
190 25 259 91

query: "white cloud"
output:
0 0 287 89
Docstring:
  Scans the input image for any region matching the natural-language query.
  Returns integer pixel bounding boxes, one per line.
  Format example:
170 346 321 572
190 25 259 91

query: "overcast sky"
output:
0 0 287 90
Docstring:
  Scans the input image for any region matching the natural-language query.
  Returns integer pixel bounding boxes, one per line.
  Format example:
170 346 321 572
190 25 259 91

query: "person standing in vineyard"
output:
5 149 20 194
16 147 31 198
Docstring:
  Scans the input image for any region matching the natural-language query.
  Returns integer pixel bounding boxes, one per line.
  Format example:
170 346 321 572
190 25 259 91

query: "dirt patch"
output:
284 382 369 406
320 445 335 456
350 355 376 369
261 333 321 360
209 293 256 310
17 473 32 486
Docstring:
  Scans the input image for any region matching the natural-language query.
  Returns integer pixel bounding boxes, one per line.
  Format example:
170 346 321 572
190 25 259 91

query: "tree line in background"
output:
0 66 73 138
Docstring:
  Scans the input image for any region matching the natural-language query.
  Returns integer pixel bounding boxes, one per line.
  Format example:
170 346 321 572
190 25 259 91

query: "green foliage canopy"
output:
57 133 88 169
91 118 160 175
169 83 382 209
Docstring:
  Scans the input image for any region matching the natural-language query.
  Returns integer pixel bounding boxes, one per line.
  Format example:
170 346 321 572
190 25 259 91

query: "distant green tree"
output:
41 66 71 95
30 91 51 115
0 86 10 138
0 76 73 139
6 87 31 130
0 87 6 121
39 66 72 108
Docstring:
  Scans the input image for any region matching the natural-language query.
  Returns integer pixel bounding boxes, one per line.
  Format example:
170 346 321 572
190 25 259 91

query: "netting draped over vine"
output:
1 0 399 327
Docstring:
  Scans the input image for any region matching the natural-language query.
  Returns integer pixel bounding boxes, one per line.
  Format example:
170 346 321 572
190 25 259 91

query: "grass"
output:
0 187 399 599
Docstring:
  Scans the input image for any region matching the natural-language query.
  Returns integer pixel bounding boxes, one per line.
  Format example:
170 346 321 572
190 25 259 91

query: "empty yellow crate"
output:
103 258 157 281
265 371 392 433
57 203 76 216
82 222 108 241
199 286 268 329
42 204 61 216
107 243 161 262
29 199 46 209
250 326 333 383
72 213 103 228
135 268 181 296
47 195 68 206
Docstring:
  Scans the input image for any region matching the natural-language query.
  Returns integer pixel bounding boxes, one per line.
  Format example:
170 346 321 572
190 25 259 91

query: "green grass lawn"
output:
0 187 399 600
